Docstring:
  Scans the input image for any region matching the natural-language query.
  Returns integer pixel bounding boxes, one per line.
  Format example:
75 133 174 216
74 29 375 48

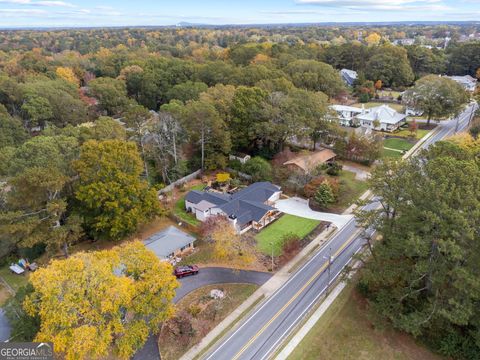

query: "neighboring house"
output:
229 153 251 164
405 107 424 116
185 182 281 233
446 75 477 92
340 69 358 86
393 38 415 46
144 226 196 260
283 148 337 174
330 104 363 126
356 104 407 132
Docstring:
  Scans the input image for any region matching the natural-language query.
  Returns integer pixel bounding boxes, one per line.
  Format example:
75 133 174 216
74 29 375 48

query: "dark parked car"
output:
174 265 199 278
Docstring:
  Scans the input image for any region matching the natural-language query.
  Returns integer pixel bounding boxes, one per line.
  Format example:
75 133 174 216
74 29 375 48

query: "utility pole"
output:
270 242 274 271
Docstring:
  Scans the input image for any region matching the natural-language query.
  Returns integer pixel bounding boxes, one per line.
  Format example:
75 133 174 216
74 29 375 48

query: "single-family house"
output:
340 69 358 87
330 105 363 126
356 104 407 132
144 226 196 260
185 182 282 233
393 38 415 46
229 153 251 164
283 149 337 174
446 75 477 92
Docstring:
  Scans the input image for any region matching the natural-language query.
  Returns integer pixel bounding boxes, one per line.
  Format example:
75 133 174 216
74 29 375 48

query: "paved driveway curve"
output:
133 267 272 360
275 197 354 228
174 267 272 302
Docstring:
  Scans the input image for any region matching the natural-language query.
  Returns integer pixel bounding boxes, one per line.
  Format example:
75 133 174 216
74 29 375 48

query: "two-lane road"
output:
202 103 477 360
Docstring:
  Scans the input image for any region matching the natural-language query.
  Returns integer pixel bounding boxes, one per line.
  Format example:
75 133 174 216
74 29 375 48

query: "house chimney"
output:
361 104 365 114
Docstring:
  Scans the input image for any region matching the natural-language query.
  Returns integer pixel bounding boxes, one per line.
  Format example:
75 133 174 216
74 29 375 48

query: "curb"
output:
180 226 337 360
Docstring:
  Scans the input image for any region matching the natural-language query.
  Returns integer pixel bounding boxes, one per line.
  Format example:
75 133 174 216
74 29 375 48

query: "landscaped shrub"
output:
359 92 370 103
228 158 243 171
243 156 272 182
326 162 342 176
313 181 335 209
304 177 339 199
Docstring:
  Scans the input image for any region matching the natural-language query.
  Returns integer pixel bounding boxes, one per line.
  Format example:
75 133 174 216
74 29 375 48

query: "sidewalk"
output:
180 225 337 360
274 126 442 359
182 128 441 360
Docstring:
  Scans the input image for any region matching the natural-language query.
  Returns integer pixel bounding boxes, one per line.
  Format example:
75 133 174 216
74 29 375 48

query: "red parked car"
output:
174 265 199 278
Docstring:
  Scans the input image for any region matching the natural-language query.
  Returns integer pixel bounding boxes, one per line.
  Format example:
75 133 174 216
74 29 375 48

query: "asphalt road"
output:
133 267 272 360
202 103 478 360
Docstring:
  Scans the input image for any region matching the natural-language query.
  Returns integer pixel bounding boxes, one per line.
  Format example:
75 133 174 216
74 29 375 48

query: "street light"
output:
269 242 274 271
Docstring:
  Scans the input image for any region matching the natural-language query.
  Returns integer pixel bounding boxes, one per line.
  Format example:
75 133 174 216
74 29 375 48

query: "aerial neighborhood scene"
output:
1 1 480 360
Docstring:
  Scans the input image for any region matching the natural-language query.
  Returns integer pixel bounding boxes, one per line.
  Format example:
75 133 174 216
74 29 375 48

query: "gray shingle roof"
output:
185 190 230 206
185 182 280 226
144 226 196 259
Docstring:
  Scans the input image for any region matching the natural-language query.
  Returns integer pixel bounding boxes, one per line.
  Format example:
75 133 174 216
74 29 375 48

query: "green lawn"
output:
393 126 430 140
326 170 369 213
382 148 404 159
0 265 29 292
384 138 414 152
256 215 320 256
173 184 204 226
287 281 443 360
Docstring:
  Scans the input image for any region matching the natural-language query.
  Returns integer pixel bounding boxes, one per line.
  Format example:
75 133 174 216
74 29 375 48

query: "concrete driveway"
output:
275 197 354 229
174 267 272 302
133 267 272 360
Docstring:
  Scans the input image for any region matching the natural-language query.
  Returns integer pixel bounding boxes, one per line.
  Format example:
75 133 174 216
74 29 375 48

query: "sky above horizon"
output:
0 0 479 28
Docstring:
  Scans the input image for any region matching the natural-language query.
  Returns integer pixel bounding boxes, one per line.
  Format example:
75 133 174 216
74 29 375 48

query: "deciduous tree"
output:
403 74 469 125
24 241 178 360
74 140 160 240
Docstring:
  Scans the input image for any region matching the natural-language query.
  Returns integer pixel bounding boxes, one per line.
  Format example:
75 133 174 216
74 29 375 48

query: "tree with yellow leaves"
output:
216 172 231 183
24 241 178 360
55 67 80 86
210 217 255 266
365 32 381 46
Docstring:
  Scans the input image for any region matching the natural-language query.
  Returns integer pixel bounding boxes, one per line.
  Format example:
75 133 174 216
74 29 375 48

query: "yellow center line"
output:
230 230 360 360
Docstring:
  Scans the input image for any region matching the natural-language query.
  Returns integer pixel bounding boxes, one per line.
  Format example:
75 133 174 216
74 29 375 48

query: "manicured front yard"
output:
287 280 443 360
382 148 404 159
382 138 414 159
158 283 258 360
384 138 414 152
256 215 320 256
173 184 204 226
393 127 430 140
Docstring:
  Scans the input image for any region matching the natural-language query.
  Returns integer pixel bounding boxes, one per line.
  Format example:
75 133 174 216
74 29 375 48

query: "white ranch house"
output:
356 104 407 131
185 182 282 233
330 104 407 132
